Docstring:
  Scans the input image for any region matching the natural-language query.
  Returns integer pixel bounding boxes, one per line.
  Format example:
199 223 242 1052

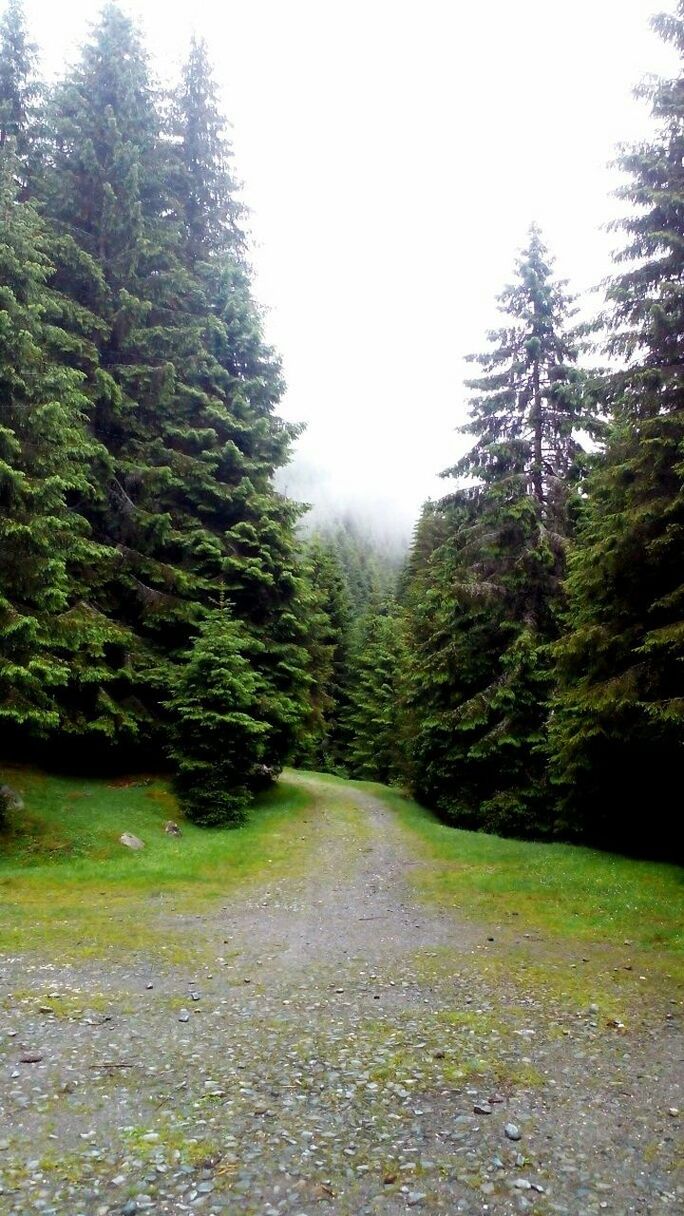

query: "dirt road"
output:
0 773 681 1214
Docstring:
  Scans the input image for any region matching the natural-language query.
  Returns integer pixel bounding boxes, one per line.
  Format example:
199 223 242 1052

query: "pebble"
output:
407 1193 427 1207
474 1102 492 1115
178 1009 190 1022
505 1123 522 1141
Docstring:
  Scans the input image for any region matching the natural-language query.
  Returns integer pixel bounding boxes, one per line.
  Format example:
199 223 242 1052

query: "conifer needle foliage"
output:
0 1 308 821
1 0 682 852
549 4 684 856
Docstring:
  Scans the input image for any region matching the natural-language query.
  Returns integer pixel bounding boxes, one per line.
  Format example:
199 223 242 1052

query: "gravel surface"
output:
1 773 682 1215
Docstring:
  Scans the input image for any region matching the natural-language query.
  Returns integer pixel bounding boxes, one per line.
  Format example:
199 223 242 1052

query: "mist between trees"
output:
0 0 682 858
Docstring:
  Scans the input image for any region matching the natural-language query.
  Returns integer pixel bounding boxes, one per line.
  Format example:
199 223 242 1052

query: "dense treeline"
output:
343 3 684 859
1 1 682 856
0 0 312 822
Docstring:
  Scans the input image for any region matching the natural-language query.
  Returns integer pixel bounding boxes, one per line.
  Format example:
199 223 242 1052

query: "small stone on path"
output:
505 1123 522 1141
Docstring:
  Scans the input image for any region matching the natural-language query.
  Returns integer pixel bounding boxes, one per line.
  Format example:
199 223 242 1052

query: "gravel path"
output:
0 773 681 1216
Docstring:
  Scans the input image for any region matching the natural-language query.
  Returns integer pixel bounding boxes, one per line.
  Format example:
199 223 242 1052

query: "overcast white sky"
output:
26 0 679 532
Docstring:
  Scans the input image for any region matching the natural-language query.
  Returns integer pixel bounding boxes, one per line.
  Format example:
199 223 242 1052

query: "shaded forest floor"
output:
0 770 681 1215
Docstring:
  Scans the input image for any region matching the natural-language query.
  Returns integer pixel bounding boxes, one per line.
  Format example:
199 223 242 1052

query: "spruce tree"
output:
293 538 352 771
167 612 271 826
0 0 36 171
37 5 308 771
405 228 594 835
343 599 407 784
171 34 244 264
550 6 684 856
0 153 131 747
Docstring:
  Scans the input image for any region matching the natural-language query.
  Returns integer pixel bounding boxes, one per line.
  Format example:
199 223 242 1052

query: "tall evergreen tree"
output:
35 4 308 773
0 0 36 168
343 599 407 784
0 152 131 747
172 34 244 263
167 611 271 826
293 538 352 771
550 6 684 856
405 228 594 835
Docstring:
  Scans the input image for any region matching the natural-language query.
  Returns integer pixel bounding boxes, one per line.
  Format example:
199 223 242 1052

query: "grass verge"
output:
0 765 314 960
348 779 683 961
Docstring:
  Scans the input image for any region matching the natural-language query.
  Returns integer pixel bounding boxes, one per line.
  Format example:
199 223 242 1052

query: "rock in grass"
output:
164 820 181 836
178 1009 190 1023
0 784 23 811
474 1102 493 1114
505 1122 522 1141
120 833 145 850
407 1194 427 1207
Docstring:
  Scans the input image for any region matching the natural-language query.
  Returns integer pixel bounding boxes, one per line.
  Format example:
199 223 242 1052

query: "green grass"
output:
2 763 682 978
348 779 684 960
0 764 315 960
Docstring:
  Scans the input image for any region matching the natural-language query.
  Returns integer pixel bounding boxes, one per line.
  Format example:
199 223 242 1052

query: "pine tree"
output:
37 5 308 770
0 0 37 170
167 612 272 826
343 599 407 783
550 6 684 856
0 153 131 748
293 538 352 770
171 34 244 264
309 515 402 614
404 228 594 835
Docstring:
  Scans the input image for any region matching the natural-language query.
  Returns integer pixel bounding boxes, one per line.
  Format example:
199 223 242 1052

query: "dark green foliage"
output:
38 4 304 764
550 7 684 856
404 228 594 835
343 601 407 783
0 151 132 745
167 612 272 826
0 0 307 812
293 538 353 771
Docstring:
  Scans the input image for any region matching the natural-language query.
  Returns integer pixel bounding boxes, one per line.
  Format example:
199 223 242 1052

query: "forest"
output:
0 0 682 859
